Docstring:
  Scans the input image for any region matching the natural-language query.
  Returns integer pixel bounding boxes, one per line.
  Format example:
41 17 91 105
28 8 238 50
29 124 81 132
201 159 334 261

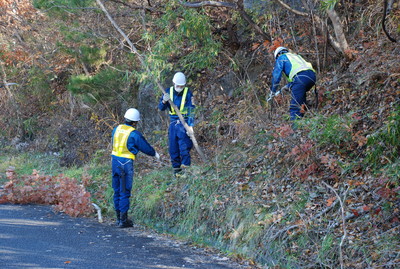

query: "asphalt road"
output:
0 204 251 269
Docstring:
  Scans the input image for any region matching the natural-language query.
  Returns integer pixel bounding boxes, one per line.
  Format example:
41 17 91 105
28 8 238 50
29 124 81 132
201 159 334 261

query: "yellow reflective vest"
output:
169 86 188 115
111 125 136 160
285 53 315 82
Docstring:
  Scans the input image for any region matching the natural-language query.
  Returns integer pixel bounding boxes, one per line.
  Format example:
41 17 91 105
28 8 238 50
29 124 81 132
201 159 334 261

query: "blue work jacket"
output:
270 53 315 93
111 124 155 161
158 87 195 126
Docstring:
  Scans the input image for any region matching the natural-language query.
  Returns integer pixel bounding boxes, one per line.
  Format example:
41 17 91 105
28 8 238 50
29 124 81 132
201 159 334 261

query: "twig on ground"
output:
269 191 340 242
323 181 348 269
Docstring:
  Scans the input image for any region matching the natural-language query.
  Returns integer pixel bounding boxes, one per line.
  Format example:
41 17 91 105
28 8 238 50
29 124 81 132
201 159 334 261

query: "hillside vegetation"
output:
1 0 399 268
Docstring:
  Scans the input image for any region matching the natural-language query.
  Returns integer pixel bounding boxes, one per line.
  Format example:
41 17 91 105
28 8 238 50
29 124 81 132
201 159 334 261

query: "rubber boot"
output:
118 212 133 228
115 210 121 226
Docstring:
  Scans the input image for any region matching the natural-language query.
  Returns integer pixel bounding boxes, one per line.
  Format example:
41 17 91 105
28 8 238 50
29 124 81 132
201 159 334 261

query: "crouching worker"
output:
269 46 316 121
111 108 160 228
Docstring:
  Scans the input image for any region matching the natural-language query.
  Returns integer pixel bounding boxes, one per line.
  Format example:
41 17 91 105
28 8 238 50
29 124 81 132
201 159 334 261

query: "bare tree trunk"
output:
273 0 352 58
95 0 207 162
326 8 350 55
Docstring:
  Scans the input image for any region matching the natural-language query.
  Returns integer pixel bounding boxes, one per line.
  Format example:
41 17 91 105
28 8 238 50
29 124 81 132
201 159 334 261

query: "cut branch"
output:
95 0 207 162
323 181 347 269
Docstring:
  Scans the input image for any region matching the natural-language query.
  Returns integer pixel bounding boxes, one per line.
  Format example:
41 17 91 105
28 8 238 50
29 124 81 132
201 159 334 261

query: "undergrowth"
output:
127 112 400 268
1 110 400 268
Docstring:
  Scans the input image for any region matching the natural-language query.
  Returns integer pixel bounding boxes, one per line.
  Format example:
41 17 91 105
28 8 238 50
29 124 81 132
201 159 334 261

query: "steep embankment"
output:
130 32 400 269
1 1 399 268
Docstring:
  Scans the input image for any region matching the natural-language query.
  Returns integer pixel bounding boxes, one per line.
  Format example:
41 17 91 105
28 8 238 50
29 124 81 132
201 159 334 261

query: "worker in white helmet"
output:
158 72 195 176
111 108 160 228
269 46 316 121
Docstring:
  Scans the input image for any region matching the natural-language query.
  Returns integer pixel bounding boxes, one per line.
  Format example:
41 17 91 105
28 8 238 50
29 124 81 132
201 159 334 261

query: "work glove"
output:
155 152 160 160
186 126 194 136
281 85 290 92
162 93 170 103
267 91 280 102
267 92 274 102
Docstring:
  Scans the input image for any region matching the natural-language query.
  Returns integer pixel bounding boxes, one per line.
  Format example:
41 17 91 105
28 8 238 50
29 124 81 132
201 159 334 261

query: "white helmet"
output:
172 72 186 86
274 46 289 59
124 108 141 121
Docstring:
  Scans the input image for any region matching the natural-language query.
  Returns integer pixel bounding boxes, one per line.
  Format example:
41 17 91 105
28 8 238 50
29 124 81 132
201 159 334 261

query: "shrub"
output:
67 68 127 104
365 106 400 170
302 114 354 148
140 1 221 84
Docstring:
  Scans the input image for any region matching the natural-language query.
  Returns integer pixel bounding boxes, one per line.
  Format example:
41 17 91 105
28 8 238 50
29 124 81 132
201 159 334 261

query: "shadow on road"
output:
0 204 253 269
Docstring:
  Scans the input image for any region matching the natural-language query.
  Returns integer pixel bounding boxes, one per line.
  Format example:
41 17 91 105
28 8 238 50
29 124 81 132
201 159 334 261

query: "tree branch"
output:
236 0 270 40
274 0 308 16
108 0 158 13
178 0 237 9
269 198 339 242
323 181 348 269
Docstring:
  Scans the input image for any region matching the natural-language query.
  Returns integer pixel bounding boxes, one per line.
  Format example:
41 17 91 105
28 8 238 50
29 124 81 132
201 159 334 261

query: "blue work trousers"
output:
290 70 316 120
111 157 134 213
168 120 193 169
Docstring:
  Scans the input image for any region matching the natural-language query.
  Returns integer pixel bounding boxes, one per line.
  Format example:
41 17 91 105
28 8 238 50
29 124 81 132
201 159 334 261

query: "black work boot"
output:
173 168 183 180
118 212 133 228
115 210 121 226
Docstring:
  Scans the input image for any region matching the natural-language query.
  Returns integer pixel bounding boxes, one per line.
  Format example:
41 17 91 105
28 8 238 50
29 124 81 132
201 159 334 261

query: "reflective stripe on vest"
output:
111 125 136 160
286 53 314 82
169 86 188 115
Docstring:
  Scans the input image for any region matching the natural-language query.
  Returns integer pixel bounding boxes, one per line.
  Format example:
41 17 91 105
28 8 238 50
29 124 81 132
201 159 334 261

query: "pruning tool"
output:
0 83 18 88
267 85 290 102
